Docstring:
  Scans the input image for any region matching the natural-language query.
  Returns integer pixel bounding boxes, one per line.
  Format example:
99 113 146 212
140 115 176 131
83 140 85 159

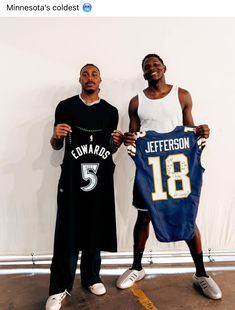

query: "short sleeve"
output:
54 101 64 126
110 107 119 131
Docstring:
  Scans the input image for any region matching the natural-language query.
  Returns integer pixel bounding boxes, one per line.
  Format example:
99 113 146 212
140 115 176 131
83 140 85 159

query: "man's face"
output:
79 65 101 94
142 57 166 82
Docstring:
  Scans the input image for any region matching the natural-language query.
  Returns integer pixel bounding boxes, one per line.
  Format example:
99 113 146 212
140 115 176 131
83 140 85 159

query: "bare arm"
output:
129 96 141 132
123 96 141 145
50 123 72 150
179 88 210 138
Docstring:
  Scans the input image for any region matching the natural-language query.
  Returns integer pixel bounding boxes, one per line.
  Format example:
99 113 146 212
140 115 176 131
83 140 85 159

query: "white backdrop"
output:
1 17 235 256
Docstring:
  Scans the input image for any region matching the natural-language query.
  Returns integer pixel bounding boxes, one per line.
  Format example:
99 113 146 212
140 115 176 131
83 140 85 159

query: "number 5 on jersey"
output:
80 163 99 192
148 154 191 201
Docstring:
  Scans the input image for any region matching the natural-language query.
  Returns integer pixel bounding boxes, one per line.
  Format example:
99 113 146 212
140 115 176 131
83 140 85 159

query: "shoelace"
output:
64 290 71 297
52 290 71 302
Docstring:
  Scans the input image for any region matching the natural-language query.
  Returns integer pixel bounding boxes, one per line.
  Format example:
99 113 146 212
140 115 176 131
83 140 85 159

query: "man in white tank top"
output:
116 54 222 300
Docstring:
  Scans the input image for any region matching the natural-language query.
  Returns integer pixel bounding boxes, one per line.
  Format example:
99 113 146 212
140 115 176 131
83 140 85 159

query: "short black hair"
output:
80 63 100 74
142 54 164 69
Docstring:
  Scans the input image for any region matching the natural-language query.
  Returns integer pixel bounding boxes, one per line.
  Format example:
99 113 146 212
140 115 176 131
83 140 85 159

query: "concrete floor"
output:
0 265 234 310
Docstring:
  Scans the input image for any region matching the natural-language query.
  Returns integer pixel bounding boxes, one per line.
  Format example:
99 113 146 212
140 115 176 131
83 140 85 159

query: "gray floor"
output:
0 264 234 310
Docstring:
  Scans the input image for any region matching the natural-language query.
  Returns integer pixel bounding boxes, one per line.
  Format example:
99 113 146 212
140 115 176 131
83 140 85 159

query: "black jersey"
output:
53 127 117 253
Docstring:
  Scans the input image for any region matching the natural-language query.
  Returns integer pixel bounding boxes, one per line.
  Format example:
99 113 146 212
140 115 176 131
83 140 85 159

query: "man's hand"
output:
196 124 210 139
123 132 137 146
53 124 72 139
111 130 123 148
50 123 71 150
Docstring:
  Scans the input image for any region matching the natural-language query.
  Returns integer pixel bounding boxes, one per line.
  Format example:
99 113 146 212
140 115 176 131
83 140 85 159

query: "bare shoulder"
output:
129 95 139 111
178 87 191 97
178 87 192 109
130 95 139 105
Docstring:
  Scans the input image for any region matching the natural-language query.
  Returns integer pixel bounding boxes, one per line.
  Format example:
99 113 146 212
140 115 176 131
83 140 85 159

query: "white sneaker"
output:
193 274 222 300
88 283 106 295
116 269 145 289
45 290 70 310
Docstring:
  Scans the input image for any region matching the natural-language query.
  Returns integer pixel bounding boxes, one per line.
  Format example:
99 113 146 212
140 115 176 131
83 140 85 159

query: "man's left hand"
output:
196 124 210 139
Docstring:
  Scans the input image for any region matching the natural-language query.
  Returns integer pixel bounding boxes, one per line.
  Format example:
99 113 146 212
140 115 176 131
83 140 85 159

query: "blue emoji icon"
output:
83 3 92 12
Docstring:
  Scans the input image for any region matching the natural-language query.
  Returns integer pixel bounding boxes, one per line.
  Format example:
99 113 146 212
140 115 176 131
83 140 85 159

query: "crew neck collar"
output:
79 94 100 106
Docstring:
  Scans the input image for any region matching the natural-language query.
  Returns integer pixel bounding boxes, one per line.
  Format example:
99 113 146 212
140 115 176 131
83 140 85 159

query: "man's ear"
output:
164 65 167 73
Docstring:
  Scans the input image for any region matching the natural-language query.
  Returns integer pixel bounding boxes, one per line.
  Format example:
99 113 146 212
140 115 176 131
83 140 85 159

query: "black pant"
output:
49 250 102 295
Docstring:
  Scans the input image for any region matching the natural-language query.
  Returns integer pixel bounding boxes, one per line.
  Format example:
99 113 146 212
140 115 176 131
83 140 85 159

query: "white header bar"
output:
0 0 235 17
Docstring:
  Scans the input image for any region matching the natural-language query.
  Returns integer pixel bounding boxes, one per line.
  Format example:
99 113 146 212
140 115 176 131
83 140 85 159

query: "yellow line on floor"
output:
131 283 158 310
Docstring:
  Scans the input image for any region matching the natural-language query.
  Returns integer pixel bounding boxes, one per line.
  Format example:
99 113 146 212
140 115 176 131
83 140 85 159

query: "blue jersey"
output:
128 126 205 242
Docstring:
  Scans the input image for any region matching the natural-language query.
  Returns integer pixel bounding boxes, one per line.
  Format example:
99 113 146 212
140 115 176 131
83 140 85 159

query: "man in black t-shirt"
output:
46 64 123 310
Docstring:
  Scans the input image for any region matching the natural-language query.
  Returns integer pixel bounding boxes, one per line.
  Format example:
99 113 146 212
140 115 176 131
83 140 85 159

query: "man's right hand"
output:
123 132 137 146
53 123 72 139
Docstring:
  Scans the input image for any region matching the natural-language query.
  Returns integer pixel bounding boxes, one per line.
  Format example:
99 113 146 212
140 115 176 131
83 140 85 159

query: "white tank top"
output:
138 85 182 133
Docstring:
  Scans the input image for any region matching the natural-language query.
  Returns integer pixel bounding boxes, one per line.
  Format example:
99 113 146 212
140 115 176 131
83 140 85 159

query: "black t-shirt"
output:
54 95 118 130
